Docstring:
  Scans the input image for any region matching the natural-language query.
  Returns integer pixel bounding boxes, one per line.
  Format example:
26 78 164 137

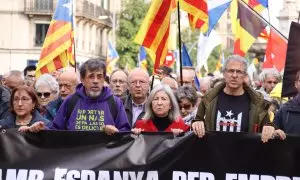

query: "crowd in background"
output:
0 54 299 143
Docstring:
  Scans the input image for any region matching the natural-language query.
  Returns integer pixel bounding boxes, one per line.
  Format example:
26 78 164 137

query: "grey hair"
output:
143 84 181 121
7 70 24 81
222 55 248 73
79 58 106 79
259 68 281 82
35 73 59 96
175 85 198 106
110 69 128 79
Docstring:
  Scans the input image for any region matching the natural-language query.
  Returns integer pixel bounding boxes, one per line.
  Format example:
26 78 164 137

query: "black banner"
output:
282 22 300 97
1 129 300 180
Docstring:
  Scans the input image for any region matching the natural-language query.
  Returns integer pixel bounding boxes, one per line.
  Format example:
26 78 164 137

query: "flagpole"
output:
239 0 287 40
177 1 183 86
72 0 77 72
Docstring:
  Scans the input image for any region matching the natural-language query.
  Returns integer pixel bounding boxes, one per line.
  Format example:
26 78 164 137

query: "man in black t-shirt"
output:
191 55 275 142
215 90 250 132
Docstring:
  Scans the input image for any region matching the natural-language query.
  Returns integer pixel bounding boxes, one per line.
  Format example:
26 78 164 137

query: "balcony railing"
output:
24 0 54 15
77 0 112 27
24 0 112 27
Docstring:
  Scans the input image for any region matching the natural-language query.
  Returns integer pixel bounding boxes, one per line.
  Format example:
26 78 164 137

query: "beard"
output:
87 91 101 98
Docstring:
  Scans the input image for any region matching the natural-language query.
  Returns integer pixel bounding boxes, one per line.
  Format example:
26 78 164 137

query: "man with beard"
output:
109 69 128 100
124 68 150 127
24 59 130 135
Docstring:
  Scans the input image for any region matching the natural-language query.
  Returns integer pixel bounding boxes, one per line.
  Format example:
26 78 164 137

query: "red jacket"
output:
135 117 189 132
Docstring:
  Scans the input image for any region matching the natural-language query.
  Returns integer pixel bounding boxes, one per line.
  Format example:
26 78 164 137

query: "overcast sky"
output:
266 0 284 28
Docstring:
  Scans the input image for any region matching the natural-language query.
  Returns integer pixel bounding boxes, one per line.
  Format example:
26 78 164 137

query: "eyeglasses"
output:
13 97 32 104
111 79 126 85
266 81 278 84
25 75 35 80
225 69 245 76
179 104 192 110
37 92 51 98
130 80 148 86
59 84 73 89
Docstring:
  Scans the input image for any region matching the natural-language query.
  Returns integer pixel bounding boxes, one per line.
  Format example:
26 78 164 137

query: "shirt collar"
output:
132 100 146 108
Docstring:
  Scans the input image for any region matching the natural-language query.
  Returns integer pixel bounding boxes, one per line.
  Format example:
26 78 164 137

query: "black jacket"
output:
123 94 145 127
0 85 10 120
274 95 300 134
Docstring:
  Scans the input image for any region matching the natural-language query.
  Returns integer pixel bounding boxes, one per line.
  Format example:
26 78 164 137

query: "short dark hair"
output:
79 59 106 78
296 70 300 82
10 85 40 114
159 65 172 75
23 65 36 76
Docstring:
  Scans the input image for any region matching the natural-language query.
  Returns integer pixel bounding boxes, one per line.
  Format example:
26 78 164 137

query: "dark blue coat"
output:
44 97 64 121
274 95 300 134
0 110 51 129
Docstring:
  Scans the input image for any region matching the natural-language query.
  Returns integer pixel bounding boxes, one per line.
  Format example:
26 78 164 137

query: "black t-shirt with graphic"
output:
215 90 250 132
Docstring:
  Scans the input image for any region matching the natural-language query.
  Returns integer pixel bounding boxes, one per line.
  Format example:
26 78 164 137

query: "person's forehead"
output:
226 61 245 69
129 73 148 81
265 74 277 80
15 89 29 96
182 69 195 74
179 98 191 103
86 69 104 75
111 71 127 80
26 70 35 75
154 90 168 97
59 73 77 82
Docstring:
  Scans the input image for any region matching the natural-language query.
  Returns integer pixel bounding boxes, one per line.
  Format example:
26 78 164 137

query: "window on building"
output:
101 0 110 10
35 24 49 46
35 0 53 11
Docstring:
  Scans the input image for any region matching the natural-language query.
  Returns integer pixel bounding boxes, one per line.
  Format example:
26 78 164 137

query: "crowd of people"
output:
1 54 299 143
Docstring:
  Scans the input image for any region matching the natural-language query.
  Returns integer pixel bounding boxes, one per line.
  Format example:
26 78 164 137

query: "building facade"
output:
0 0 120 74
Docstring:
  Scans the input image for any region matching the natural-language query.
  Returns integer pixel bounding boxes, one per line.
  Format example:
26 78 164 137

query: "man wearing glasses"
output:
23 65 36 87
109 69 128 100
192 55 275 142
44 68 79 121
123 68 150 127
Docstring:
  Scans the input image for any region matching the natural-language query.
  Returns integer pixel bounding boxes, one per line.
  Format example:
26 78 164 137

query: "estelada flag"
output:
36 0 74 77
282 22 300 97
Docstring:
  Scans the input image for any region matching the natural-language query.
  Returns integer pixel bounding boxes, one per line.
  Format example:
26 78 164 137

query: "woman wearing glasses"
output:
175 85 198 126
34 74 59 115
131 84 188 136
0 85 50 129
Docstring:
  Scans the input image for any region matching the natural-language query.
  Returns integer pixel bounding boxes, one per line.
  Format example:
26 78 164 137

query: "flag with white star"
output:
36 0 75 77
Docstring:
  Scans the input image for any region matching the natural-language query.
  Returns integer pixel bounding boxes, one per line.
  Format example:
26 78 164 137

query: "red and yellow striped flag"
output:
180 0 208 32
134 0 175 73
36 0 74 77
